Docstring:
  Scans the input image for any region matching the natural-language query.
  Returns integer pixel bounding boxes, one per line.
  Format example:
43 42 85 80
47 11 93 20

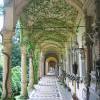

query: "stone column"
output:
78 49 86 79
20 45 28 98
2 31 13 99
65 52 69 86
38 56 41 79
85 14 93 100
38 61 41 79
59 60 62 77
94 0 100 94
95 0 100 59
38 52 44 78
28 53 34 91
46 61 49 75
68 50 72 74
63 57 66 71
78 51 82 77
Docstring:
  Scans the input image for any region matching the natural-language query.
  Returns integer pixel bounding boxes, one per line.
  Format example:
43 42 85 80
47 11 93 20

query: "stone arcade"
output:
0 0 100 100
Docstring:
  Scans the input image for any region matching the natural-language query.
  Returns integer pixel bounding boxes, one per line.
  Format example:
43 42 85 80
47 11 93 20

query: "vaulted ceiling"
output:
19 0 79 54
2 0 85 56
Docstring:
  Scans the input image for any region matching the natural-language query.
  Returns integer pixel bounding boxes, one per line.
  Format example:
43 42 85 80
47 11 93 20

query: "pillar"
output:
85 14 93 100
41 53 44 76
46 61 49 75
65 52 70 86
95 0 100 59
59 60 62 77
94 0 100 93
38 56 41 79
20 45 28 98
69 49 72 74
28 53 34 91
2 31 13 99
38 52 44 78
1 0 15 98
79 49 86 79
63 57 66 72
38 60 42 79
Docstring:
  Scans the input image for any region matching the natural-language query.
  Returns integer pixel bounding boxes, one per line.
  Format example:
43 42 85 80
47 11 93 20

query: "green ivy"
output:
33 46 40 84
20 0 77 44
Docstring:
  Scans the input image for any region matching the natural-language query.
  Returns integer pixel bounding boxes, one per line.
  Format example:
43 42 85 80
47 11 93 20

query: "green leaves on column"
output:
27 41 35 54
27 41 40 84
33 47 40 84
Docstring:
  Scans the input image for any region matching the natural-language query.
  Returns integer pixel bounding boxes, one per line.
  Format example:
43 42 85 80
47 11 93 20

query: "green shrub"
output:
11 66 21 96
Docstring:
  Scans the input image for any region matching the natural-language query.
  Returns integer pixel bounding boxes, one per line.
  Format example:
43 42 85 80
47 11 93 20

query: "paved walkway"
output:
28 72 72 100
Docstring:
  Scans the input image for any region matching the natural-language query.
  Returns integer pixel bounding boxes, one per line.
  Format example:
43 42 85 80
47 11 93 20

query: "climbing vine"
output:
33 46 40 84
20 0 78 45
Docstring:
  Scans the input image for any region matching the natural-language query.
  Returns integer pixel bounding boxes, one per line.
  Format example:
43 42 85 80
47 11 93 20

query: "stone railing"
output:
66 73 80 82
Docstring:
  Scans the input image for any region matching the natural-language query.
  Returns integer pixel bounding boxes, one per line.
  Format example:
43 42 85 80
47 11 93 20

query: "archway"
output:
1 0 100 100
45 57 58 75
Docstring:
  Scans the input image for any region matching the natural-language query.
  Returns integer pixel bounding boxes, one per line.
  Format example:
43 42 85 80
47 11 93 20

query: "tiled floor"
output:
29 72 72 100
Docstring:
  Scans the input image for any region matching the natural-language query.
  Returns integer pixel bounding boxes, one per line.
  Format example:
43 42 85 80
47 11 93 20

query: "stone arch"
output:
65 0 83 15
46 57 58 63
2 0 96 99
14 0 84 20
3 0 85 31
45 56 58 75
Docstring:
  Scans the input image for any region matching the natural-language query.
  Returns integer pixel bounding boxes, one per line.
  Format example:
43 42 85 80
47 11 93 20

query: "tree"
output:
11 22 21 67
11 42 21 67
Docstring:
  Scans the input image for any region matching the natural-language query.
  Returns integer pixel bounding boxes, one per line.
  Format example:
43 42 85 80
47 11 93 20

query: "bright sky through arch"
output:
0 0 4 31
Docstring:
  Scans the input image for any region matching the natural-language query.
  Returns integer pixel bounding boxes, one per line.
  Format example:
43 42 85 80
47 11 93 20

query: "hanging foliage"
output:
20 0 78 44
11 66 21 96
33 46 40 83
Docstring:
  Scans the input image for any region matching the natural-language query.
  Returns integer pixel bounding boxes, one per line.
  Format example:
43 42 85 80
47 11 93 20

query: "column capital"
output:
2 29 14 45
2 29 14 37
2 30 13 55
